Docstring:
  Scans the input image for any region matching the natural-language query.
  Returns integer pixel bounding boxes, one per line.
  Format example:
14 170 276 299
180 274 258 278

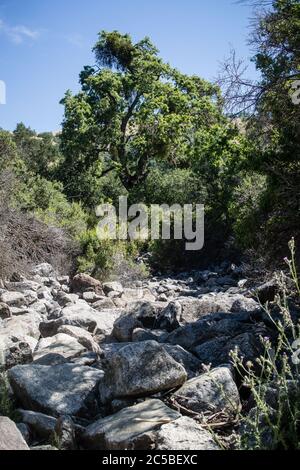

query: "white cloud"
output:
0 18 39 44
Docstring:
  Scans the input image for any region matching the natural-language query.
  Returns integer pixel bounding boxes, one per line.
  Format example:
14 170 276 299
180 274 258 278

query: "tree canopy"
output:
59 31 222 204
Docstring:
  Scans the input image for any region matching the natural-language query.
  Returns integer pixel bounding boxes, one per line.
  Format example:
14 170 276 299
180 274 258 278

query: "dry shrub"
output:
0 171 78 280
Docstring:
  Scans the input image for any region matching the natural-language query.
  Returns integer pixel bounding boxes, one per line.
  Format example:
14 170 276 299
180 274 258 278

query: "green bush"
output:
77 228 149 282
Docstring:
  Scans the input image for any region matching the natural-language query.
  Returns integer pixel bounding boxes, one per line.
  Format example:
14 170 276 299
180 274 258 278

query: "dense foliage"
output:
0 0 299 278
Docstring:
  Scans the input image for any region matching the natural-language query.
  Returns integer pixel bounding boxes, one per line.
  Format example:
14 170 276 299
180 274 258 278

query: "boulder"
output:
40 303 122 339
0 313 42 340
162 344 201 379
156 294 260 331
93 298 115 310
16 423 31 444
57 325 100 353
71 274 103 295
172 367 240 419
33 333 86 361
0 291 26 307
122 288 144 302
82 292 104 303
113 301 165 342
0 417 29 450
55 415 77 450
165 316 251 351
156 301 181 331
55 292 79 307
99 341 187 404
18 409 57 440
8 363 104 418
0 302 11 319
155 416 220 450
132 328 167 343
5 281 40 293
194 330 265 367
32 263 56 278
81 399 181 450
103 282 124 296
29 301 47 315
0 336 33 370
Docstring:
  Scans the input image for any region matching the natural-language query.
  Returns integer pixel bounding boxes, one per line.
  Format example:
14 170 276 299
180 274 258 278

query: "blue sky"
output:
0 0 257 133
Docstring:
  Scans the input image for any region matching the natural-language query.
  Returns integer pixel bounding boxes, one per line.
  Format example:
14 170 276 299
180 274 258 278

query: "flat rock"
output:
33 333 86 361
81 399 181 450
8 363 104 418
57 325 100 353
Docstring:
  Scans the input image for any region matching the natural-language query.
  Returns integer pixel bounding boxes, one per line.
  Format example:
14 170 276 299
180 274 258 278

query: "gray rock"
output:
156 301 181 331
0 291 26 307
172 367 240 419
165 316 251 351
0 313 41 340
99 341 187 404
32 263 56 278
162 344 201 379
55 292 79 307
81 399 181 450
16 423 31 444
0 416 29 450
30 301 47 315
8 363 104 418
122 288 144 302
18 409 57 440
55 415 77 450
33 353 68 366
40 302 119 338
0 336 33 370
5 281 41 293
93 298 116 310
113 301 165 342
57 325 100 353
33 334 86 361
82 292 104 303
0 302 11 319
132 328 167 343
103 282 124 296
194 331 265 367
155 416 220 450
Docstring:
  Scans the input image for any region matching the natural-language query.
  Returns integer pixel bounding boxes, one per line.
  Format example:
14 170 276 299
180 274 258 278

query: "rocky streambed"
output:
0 262 282 450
